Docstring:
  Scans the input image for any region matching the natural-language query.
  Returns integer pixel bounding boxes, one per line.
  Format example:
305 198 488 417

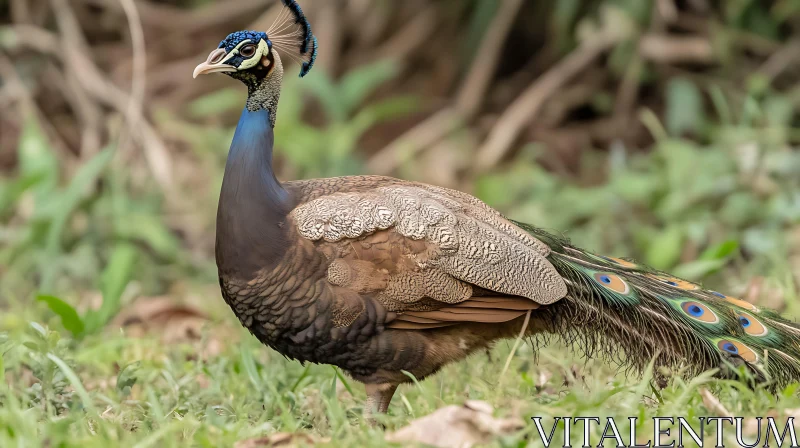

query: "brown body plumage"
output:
218 174 553 412
196 1 800 420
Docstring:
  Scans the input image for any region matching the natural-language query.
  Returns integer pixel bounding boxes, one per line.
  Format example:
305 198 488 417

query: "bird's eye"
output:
240 44 257 57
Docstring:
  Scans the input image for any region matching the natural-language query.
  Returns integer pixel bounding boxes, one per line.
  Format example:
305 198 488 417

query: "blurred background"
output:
1 0 800 329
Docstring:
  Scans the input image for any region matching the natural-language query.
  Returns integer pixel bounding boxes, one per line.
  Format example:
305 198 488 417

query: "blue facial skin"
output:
217 31 271 68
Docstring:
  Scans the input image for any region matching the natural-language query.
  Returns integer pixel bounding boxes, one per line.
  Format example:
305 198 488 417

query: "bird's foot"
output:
364 383 397 427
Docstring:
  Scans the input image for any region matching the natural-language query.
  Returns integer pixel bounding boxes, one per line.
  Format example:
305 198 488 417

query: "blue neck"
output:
216 108 293 277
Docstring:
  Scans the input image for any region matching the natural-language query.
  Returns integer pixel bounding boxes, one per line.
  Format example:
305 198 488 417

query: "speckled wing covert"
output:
289 184 568 309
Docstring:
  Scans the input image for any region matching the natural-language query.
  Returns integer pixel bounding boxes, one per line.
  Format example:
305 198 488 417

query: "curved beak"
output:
193 48 237 78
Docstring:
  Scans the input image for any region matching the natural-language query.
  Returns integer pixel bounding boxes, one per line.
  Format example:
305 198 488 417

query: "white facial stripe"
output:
237 40 269 71
220 39 252 65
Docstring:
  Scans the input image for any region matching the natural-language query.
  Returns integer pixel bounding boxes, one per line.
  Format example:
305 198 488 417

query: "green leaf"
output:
610 172 658 203
240 349 263 393
476 174 516 209
188 88 245 118
462 0 500 64
304 72 344 122
672 259 728 280
612 0 653 24
764 95 794 127
36 295 85 337
39 147 115 291
339 59 399 116
116 361 141 399
116 214 181 260
645 226 685 269
354 95 419 125
18 113 58 196
665 78 705 137
699 240 739 261
84 242 137 333
552 0 581 48
29 321 47 338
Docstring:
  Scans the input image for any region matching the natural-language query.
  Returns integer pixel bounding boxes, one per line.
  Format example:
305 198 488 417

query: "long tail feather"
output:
513 221 800 388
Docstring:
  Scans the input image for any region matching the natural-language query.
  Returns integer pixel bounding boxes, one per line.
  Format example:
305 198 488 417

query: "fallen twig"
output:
757 38 800 82
639 34 715 64
365 3 437 70
455 0 524 117
116 0 148 161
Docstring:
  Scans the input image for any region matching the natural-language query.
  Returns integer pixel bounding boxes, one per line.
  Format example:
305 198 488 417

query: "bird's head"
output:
192 1 317 125
193 31 273 82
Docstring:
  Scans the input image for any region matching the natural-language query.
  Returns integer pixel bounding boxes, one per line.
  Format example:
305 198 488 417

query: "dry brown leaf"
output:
111 296 236 358
699 388 731 416
234 433 319 448
113 296 210 343
386 400 524 448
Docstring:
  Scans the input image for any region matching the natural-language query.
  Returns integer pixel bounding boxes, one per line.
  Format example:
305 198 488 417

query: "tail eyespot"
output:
719 294 759 313
718 340 738 354
680 301 719 323
647 274 700 290
737 311 768 336
593 273 631 294
717 339 759 363
599 256 639 269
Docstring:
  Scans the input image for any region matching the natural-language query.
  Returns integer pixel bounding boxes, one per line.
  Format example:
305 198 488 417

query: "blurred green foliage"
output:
277 59 418 178
477 76 800 280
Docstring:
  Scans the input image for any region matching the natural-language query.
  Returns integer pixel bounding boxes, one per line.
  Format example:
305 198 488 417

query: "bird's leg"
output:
364 383 397 426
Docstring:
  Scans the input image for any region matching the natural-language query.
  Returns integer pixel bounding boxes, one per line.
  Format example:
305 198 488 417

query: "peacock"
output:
193 0 800 418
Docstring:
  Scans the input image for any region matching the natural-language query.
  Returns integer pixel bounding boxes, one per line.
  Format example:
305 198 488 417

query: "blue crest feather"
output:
277 0 318 78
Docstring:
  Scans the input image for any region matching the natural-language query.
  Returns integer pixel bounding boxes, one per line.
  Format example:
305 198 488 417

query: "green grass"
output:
3 297 800 447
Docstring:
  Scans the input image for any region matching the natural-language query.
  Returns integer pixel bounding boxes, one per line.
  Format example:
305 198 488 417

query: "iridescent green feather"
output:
657 295 740 334
550 257 640 307
511 220 800 388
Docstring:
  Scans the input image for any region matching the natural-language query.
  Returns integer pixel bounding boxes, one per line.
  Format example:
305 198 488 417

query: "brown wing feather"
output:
285 177 554 331
398 308 528 323
395 314 448 324
387 321 457 330
388 297 539 329
288 177 567 305
457 296 542 311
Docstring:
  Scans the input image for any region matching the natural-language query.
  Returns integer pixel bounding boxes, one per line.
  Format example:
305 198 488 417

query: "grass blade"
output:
85 242 137 333
47 353 96 414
